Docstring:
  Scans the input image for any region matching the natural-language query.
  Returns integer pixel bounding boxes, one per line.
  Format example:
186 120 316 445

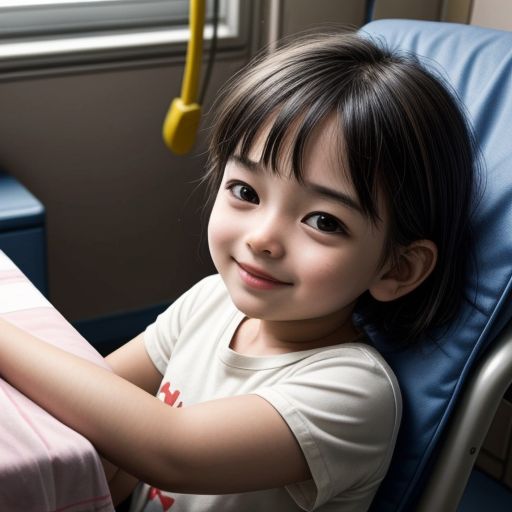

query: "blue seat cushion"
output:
356 19 512 511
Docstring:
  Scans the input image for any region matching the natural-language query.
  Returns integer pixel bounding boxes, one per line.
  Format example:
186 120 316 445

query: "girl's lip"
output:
236 261 292 286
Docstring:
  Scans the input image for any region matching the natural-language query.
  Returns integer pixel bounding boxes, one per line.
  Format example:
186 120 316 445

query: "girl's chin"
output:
227 292 289 321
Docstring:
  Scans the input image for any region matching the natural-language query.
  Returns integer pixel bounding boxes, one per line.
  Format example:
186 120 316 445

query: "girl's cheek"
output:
207 204 231 255
207 208 220 252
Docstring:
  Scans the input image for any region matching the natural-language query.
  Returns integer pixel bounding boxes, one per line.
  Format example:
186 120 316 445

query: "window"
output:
0 0 245 72
0 1 217 38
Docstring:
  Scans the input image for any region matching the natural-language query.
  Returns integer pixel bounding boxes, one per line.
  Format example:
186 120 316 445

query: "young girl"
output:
0 32 477 512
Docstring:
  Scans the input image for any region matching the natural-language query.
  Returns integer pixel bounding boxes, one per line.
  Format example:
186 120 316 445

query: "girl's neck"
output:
231 310 362 356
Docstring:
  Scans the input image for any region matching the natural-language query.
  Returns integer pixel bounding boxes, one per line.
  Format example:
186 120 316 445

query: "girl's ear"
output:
369 240 438 302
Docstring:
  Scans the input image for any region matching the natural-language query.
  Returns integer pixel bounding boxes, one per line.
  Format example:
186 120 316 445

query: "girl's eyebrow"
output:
229 154 362 214
230 154 261 172
304 181 363 214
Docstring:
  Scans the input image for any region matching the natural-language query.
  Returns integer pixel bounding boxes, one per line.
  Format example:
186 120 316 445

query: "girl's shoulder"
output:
186 273 226 298
145 274 230 338
293 341 398 380
172 273 231 318
285 341 402 413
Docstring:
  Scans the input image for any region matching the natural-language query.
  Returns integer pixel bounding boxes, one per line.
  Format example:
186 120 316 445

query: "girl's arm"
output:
105 333 162 395
0 318 309 494
102 334 163 503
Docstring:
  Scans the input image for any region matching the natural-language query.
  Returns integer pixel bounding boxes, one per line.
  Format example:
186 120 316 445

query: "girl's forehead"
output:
244 114 352 189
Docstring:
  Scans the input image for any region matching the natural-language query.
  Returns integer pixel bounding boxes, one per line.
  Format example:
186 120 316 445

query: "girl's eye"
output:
228 183 259 204
303 213 348 234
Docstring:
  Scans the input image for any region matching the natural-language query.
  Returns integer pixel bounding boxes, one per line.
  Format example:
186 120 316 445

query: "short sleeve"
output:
143 275 222 374
254 346 401 511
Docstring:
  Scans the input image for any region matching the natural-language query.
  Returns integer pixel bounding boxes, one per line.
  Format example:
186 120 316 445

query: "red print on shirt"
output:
158 381 183 408
147 487 175 511
145 381 183 511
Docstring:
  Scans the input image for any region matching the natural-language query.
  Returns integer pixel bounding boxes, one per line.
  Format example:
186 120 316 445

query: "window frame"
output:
0 0 248 74
0 1 213 39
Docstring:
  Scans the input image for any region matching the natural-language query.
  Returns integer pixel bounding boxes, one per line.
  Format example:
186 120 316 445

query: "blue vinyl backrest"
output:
355 20 512 511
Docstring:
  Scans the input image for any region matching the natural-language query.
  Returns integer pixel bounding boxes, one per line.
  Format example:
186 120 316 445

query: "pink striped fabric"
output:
0 251 114 512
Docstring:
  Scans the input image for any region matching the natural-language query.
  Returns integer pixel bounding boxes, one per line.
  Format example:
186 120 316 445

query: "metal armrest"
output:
417 319 512 511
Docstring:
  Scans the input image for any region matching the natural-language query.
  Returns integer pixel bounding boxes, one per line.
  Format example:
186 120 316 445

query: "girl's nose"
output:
246 225 285 259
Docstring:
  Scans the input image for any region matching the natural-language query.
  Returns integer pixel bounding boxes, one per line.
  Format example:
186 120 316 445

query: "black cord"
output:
199 0 220 104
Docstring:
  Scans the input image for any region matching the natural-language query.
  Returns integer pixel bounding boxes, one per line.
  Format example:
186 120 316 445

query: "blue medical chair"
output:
355 19 512 512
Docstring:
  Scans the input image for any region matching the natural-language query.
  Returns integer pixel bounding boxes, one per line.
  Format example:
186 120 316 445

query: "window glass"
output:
0 0 219 38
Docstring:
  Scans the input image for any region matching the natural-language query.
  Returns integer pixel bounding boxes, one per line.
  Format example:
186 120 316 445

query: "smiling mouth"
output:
235 261 293 287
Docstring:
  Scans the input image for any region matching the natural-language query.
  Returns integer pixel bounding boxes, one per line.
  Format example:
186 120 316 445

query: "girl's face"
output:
208 118 390 334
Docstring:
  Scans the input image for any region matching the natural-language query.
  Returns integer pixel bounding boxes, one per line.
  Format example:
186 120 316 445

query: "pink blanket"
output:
0 251 114 511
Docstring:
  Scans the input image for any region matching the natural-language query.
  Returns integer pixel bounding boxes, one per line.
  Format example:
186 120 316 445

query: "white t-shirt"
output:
129 275 401 512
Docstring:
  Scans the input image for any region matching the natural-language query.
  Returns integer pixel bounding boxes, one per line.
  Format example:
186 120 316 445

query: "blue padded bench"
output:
0 172 47 295
357 19 512 512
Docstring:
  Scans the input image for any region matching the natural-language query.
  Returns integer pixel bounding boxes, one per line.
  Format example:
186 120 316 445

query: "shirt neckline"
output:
217 309 365 371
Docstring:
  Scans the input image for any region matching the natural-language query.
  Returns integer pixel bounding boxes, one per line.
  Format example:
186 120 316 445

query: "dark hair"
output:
205 32 478 345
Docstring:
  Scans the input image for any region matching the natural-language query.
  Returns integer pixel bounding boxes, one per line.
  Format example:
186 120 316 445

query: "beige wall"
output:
373 0 443 21
441 0 472 23
0 61 241 320
279 0 365 36
471 0 512 30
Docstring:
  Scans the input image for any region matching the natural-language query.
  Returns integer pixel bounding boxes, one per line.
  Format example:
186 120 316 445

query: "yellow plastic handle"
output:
162 0 206 155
